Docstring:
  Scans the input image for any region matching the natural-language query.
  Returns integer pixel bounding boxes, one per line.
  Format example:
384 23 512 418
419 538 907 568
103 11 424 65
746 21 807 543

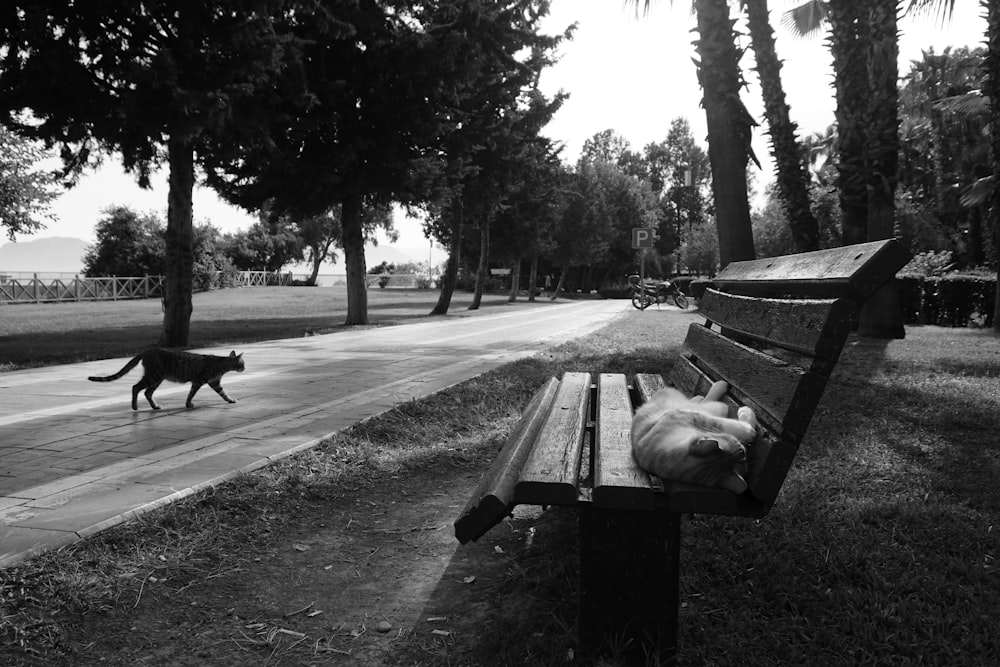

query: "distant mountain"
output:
0 237 89 274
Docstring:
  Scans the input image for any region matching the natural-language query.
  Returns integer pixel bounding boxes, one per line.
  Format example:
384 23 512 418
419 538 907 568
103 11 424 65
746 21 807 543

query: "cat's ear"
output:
230 351 237 358
691 438 721 457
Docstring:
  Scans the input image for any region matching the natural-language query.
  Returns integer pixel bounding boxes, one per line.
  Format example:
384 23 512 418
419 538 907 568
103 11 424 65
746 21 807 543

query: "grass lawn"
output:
0 286 551 370
1 304 998 665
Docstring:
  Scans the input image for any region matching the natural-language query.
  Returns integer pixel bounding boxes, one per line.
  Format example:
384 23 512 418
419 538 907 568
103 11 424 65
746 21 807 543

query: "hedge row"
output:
896 275 995 328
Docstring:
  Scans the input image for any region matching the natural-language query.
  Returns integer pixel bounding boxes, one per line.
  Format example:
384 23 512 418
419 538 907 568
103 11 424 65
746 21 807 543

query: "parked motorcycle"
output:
627 274 690 310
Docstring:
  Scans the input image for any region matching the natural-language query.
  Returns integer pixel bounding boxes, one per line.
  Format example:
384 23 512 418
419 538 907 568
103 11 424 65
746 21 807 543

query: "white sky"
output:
27 0 985 251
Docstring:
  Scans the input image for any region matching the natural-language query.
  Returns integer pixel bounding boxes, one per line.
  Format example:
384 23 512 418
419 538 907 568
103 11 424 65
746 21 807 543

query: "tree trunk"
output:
307 249 322 286
341 192 368 325
528 254 539 302
508 258 521 302
158 136 195 347
694 0 756 267
983 0 1000 332
857 0 905 339
745 0 820 253
828 0 870 245
550 266 568 300
469 210 490 311
430 201 463 316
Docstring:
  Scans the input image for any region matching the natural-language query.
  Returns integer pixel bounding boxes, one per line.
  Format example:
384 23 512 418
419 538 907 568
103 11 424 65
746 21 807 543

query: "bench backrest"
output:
673 240 911 512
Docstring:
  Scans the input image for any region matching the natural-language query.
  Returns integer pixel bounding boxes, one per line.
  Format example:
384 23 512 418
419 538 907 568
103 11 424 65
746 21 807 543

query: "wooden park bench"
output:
453 239 911 663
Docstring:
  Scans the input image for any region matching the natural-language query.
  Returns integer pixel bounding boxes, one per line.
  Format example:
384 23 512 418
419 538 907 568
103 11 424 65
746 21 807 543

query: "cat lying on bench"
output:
631 381 760 494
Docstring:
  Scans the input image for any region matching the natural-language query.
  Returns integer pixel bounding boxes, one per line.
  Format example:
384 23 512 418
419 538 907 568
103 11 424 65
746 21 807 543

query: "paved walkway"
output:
0 298 628 567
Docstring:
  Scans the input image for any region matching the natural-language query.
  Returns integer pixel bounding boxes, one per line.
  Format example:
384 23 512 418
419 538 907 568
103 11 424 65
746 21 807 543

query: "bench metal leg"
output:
578 506 681 664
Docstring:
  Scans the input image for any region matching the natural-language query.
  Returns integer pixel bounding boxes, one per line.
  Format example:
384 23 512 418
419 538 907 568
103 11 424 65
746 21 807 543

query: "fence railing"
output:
0 270 291 305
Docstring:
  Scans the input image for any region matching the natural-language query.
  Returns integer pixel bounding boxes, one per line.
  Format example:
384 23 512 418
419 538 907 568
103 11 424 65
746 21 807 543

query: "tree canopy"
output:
0 127 59 240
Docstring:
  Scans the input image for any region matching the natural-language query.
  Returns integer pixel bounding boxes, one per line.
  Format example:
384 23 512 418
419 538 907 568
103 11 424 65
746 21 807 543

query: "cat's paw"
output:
737 406 760 438
719 473 748 494
226 398 237 403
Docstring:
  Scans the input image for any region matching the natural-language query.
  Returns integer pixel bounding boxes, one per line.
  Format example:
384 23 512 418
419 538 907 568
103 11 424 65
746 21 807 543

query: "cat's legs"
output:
737 406 760 437
185 382 204 408
133 379 162 410
208 379 236 404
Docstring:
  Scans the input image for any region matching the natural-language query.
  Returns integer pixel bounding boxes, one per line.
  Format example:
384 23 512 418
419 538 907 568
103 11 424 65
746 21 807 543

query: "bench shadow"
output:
800 333 1000 514
387 507 581 665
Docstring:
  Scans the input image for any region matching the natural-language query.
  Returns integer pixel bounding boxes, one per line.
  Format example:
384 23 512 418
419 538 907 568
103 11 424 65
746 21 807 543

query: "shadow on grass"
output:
388 507 581 666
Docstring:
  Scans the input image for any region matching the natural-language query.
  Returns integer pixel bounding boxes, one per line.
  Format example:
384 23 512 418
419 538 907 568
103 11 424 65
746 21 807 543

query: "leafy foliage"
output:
0 128 59 240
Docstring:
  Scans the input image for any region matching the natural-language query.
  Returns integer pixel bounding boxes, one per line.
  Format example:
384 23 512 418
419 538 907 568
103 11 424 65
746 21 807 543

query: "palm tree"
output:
632 0 757 267
981 0 1000 331
784 0 957 338
743 0 821 252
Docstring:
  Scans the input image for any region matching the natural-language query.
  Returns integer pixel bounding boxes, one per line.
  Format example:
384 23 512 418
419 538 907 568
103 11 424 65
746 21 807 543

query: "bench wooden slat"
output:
699 289 856 361
515 372 591 506
680 323 828 437
454 377 561 544
592 373 656 510
707 239 911 299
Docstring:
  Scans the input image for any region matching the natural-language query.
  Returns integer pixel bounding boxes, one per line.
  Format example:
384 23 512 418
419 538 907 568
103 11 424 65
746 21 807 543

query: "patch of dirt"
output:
53 463 577 666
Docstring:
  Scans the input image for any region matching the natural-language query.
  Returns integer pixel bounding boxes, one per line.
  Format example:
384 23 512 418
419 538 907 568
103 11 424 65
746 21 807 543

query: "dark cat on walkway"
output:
88 349 245 411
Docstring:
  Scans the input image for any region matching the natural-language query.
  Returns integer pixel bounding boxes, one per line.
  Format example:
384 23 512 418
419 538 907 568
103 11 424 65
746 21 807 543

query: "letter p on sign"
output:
632 227 655 249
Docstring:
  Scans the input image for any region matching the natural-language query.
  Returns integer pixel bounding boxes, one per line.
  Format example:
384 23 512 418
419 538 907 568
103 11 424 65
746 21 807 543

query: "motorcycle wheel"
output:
631 294 652 310
673 293 689 309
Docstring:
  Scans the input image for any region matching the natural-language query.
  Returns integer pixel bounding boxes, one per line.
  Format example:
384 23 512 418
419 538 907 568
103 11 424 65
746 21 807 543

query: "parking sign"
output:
632 228 655 249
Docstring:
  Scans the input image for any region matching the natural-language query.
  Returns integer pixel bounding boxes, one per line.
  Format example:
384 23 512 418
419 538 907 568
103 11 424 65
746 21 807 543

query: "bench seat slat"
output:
699 289 856 361
515 372 591 506
454 377 561 544
593 374 656 510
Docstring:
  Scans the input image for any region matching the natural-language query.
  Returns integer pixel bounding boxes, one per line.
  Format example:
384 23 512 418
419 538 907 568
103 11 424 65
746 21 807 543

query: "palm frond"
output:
959 175 994 208
780 1 829 38
904 0 956 24
933 90 989 117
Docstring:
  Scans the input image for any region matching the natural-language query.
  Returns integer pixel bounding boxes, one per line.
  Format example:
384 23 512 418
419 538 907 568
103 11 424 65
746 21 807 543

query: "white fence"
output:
0 271 291 305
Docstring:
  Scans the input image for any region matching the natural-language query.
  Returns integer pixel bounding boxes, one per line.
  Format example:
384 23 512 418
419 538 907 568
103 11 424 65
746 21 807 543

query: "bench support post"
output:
579 507 681 664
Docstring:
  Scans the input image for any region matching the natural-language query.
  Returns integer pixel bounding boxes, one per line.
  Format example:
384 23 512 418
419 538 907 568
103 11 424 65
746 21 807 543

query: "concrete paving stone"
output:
0 469 58 494
48 450 137 472
1 473 107 502
0 525 80 568
111 450 265 489
5 480 181 531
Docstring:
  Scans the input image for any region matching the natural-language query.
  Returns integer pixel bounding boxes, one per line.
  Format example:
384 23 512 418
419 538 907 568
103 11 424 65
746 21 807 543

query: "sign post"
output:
632 228 655 300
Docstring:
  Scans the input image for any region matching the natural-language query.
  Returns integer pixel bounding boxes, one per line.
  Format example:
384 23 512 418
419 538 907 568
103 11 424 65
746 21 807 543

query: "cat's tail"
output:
87 354 143 382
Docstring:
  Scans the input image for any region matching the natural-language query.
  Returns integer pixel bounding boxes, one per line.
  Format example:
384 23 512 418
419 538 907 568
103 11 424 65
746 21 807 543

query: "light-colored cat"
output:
630 381 759 494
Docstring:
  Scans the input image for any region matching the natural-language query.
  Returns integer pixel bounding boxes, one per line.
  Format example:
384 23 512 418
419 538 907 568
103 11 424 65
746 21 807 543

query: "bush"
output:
897 274 995 328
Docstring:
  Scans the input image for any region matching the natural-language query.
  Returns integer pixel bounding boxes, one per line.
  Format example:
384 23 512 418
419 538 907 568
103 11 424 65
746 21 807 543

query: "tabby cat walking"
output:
88 349 245 411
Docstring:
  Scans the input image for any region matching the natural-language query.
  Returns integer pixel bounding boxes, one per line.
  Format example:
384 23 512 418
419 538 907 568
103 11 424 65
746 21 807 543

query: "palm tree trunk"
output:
828 0 870 245
865 0 901 243
694 0 756 267
341 192 368 325
159 135 195 347
856 0 905 339
745 0 820 252
983 0 1000 332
